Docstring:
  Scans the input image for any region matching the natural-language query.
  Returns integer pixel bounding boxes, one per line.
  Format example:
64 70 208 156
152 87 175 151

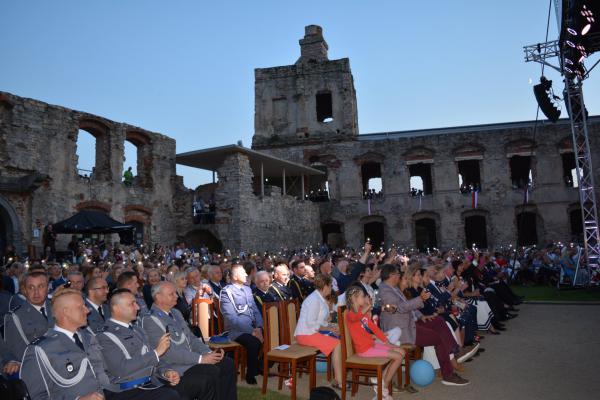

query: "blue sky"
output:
2 1 598 189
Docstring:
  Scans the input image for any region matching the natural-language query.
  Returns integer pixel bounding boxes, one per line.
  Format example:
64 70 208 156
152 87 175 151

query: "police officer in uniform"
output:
117 272 149 317
270 264 293 301
220 264 264 384
85 277 111 334
252 271 278 309
288 260 315 302
20 288 115 400
141 281 235 400
97 289 180 400
4 271 54 360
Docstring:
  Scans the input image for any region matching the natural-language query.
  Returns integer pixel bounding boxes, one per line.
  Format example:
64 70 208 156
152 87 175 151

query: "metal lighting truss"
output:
524 41 600 275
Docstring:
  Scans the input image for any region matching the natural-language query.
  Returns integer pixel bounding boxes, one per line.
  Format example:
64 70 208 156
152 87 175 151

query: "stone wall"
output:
183 152 320 253
251 25 600 250
0 91 179 255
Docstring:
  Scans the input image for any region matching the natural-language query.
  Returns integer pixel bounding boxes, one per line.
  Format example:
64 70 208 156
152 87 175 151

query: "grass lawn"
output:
238 386 300 400
511 284 600 302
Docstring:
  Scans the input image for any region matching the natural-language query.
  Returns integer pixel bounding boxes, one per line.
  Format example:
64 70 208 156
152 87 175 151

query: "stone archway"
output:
184 229 223 253
0 195 23 258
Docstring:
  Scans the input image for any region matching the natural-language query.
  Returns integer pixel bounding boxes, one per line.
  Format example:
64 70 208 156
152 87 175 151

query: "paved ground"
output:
241 304 600 399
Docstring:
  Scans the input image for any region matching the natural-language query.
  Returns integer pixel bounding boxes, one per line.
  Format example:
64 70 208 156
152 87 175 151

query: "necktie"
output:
73 333 85 351
128 324 134 330
40 307 47 320
98 306 105 320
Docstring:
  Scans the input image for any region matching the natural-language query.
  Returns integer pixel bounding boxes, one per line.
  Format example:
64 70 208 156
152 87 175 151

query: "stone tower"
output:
252 25 359 148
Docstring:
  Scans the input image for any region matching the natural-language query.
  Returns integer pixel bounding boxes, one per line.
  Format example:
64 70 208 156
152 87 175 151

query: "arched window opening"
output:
415 218 437 251
510 156 533 189
457 160 481 193
124 140 138 181
363 221 385 248
76 129 96 179
465 215 488 248
322 223 344 248
516 212 538 246
316 91 333 122
362 162 382 199
409 163 433 195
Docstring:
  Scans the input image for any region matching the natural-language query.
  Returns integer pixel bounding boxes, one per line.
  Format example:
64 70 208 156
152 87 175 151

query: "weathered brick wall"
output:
0 91 179 254
207 153 320 253
258 117 600 250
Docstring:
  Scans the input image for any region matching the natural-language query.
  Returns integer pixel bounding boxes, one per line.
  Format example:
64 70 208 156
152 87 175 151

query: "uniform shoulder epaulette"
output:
8 304 22 313
30 335 47 345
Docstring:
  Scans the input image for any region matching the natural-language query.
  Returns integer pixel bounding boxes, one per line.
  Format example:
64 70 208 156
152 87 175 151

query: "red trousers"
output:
415 316 458 379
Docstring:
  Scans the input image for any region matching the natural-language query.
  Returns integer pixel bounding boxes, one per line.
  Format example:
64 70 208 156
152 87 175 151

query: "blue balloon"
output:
316 361 328 373
410 360 435 387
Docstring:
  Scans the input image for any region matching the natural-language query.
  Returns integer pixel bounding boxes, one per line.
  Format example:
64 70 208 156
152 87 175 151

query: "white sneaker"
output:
369 378 391 398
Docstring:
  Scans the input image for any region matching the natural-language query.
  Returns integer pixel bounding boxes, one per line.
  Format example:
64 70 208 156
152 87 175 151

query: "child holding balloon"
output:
345 285 405 400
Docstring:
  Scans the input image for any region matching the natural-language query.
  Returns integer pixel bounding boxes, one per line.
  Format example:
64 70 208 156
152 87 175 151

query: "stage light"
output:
533 76 561 123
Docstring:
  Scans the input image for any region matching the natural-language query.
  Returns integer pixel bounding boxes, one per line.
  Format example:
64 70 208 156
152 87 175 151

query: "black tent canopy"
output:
52 210 133 234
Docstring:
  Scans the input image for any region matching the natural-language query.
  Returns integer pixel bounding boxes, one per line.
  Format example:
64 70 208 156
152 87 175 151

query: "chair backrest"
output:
191 297 212 338
262 301 281 351
337 306 355 359
213 297 225 333
284 299 300 344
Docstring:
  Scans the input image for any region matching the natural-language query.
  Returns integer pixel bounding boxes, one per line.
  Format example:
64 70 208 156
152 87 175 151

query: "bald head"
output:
51 288 89 331
110 289 139 323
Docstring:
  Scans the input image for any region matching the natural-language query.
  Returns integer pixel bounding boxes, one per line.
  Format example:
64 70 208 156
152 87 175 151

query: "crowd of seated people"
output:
0 237 547 400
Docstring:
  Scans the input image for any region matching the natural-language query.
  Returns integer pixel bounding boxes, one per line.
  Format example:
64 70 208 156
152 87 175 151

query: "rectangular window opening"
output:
509 155 532 189
457 159 481 193
409 163 433 195
316 92 333 122
362 163 383 199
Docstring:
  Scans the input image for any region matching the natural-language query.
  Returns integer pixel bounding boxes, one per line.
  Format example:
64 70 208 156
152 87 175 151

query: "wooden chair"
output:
282 299 333 382
398 343 421 389
337 306 391 400
192 297 245 380
262 302 318 400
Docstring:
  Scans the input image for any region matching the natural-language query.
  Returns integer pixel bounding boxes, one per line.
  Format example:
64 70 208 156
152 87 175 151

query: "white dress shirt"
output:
294 290 331 336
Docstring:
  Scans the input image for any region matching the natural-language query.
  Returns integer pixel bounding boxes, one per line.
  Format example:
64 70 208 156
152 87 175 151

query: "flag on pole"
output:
523 186 529 204
367 198 371 216
418 194 422 212
472 190 478 209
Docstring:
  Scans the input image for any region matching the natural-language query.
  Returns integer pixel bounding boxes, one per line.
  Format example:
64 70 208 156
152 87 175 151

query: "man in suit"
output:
97 289 180 399
2 261 25 294
288 259 314 301
271 264 292 301
141 281 235 400
207 265 224 298
378 264 469 387
85 277 111 333
253 271 278 309
20 288 115 399
3 271 54 360
220 264 264 384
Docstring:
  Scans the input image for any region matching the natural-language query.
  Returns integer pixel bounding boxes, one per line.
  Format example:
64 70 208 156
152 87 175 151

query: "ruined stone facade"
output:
3 24 600 256
252 25 600 250
176 152 321 253
0 91 180 256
